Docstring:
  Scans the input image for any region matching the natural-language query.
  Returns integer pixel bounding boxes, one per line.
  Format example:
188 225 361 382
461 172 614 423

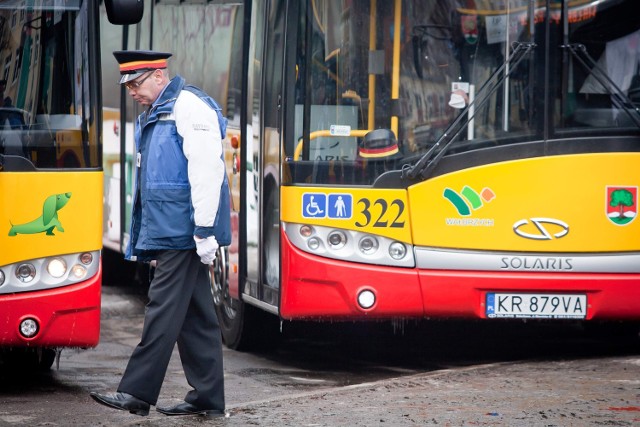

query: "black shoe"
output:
89 391 150 416
156 402 225 417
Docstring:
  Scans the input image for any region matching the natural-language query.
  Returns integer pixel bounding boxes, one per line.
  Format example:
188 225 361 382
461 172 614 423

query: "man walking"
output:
90 50 230 417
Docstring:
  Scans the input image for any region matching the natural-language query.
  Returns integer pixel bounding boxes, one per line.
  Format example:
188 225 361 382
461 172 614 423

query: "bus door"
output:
243 0 289 313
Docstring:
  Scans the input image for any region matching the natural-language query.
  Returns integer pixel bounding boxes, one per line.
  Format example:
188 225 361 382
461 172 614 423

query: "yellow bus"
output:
102 0 640 350
0 0 140 369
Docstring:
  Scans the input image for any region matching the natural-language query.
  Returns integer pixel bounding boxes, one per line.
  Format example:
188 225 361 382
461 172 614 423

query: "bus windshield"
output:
288 0 640 186
0 0 97 170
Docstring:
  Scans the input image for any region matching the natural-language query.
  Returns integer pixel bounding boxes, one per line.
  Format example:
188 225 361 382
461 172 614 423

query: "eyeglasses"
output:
124 71 154 90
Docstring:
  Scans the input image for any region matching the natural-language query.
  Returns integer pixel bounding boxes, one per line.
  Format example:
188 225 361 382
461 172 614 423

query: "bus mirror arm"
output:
561 43 640 129
402 42 536 181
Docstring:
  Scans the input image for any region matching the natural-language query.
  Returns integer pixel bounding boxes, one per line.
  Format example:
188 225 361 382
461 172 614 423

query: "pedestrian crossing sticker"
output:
302 193 352 219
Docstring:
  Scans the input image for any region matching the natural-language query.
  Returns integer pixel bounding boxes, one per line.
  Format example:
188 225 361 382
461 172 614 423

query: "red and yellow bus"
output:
0 0 140 368
102 0 640 350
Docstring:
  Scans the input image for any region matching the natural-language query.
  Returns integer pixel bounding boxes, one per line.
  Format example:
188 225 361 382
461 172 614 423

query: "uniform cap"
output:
113 50 172 84
358 129 399 158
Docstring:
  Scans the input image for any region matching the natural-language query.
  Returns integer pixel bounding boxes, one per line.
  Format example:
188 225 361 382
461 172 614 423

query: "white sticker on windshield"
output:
330 125 351 136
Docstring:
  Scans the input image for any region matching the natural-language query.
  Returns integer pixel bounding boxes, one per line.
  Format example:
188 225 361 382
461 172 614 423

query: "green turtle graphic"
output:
8 192 72 236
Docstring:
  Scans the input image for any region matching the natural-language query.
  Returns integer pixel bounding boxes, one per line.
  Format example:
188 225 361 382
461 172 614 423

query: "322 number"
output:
354 198 405 228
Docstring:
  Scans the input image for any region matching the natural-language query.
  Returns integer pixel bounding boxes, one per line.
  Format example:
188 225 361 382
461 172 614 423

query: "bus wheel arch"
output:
210 247 241 346
210 247 280 351
211 247 238 334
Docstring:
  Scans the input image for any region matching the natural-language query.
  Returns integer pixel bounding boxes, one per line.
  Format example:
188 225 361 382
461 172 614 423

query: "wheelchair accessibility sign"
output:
302 193 352 219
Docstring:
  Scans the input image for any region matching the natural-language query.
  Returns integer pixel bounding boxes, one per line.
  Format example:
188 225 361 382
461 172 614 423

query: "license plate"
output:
486 293 587 319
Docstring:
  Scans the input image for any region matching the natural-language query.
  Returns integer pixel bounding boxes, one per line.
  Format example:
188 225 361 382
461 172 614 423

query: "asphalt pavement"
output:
95 287 640 426
0 288 638 426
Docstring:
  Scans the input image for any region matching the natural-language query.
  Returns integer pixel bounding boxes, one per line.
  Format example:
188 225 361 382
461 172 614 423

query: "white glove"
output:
194 235 219 265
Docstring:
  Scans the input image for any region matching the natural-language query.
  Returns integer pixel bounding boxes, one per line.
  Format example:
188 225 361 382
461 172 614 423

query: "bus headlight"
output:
299 225 314 237
47 258 67 278
307 236 321 250
16 264 36 283
389 242 407 260
79 252 93 265
327 230 347 250
284 223 415 268
358 236 379 255
70 264 87 280
0 250 100 296
357 289 376 309
19 318 39 338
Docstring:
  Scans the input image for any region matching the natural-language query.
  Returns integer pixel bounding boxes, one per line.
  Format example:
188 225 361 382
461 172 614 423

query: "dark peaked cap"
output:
113 50 172 84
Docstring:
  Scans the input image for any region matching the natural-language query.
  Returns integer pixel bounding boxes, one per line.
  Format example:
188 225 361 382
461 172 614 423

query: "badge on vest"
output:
192 123 210 131
137 152 141 167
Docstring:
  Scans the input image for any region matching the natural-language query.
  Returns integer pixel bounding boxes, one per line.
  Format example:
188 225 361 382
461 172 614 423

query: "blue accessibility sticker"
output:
302 193 327 218
327 194 352 219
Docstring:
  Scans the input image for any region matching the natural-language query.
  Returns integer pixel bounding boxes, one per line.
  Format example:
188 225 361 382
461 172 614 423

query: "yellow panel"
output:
409 153 640 252
0 171 103 266
281 186 412 243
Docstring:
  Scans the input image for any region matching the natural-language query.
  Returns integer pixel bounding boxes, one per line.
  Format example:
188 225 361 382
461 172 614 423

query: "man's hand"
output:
194 235 219 265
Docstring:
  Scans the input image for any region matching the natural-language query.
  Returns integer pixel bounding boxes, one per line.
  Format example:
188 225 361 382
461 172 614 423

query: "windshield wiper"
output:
403 41 536 181
561 43 640 128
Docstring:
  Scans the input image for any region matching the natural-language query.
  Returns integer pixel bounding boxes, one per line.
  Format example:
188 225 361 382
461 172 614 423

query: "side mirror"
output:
104 0 143 25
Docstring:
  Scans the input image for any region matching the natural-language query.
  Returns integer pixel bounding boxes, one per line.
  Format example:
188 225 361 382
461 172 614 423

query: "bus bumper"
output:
0 269 101 348
281 234 640 320
281 235 422 319
419 270 640 320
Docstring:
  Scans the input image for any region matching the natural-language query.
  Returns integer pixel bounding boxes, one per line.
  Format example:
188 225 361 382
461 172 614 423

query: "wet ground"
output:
0 285 639 426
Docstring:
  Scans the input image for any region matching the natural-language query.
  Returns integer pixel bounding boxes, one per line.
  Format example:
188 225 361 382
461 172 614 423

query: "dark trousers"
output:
118 250 224 410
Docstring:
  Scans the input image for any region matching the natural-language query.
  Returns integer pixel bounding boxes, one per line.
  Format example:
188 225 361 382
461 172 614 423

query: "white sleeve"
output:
174 90 224 229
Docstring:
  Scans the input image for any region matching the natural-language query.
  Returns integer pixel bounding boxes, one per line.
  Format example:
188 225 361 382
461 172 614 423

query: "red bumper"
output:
0 270 101 348
420 270 640 320
281 234 423 319
281 234 640 320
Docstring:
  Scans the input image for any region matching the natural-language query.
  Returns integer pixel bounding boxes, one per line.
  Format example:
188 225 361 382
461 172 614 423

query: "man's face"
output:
123 70 162 106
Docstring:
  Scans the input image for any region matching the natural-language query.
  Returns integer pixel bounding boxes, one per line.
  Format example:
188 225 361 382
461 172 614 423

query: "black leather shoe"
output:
89 391 150 416
156 402 225 417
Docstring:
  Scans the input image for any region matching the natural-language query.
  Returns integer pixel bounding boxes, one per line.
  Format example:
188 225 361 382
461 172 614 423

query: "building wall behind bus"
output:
99 0 244 253
99 0 242 123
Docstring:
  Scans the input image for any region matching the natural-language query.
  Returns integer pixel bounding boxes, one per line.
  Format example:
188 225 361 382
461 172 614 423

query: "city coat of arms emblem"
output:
606 186 637 226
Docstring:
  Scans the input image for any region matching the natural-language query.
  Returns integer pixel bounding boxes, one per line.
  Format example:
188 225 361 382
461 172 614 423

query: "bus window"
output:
556 2 640 131
0 1 97 170
287 0 640 186
287 0 536 186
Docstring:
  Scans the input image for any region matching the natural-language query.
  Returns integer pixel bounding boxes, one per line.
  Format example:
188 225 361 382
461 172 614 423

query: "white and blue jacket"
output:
125 75 231 261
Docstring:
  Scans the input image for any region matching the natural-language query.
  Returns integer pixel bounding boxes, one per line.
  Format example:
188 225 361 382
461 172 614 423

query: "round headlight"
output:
357 289 376 309
47 258 67 278
0 269 5 286
70 264 87 280
16 264 36 283
79 252 94 265
299 225 314 237
19 318 38 338
307 237 321 250
327 231 347 250
358 236 379 255
389 242 407 260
